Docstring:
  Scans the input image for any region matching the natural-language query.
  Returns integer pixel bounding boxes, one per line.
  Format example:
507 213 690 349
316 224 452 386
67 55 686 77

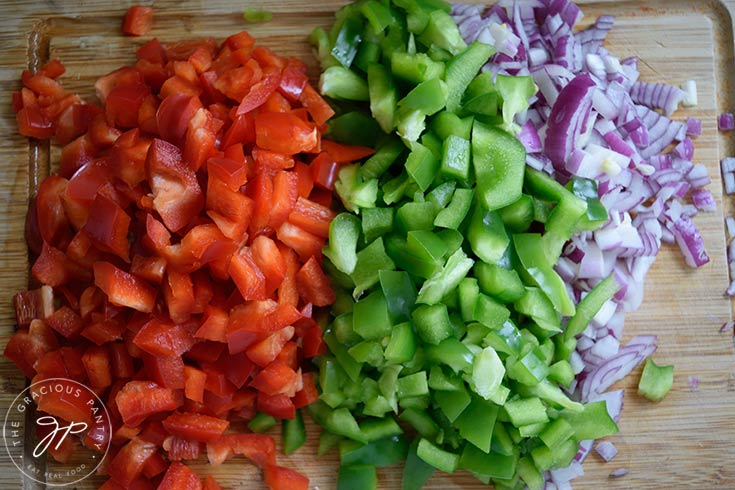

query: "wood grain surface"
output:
0 1 734 489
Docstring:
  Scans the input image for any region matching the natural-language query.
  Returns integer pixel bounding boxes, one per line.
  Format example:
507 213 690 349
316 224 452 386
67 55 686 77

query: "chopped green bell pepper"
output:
472 121 526 211
282 409 306 455
638 358 674 402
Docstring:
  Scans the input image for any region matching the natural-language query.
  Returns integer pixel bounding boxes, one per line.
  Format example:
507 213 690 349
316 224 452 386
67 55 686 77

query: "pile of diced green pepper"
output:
309 1 620 489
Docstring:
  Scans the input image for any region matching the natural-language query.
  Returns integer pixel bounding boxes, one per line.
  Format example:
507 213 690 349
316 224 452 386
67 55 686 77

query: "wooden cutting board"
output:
1 0 734 488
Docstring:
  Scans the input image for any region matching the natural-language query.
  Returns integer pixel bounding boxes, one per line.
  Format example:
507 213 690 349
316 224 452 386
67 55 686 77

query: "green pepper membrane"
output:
310 0 619 487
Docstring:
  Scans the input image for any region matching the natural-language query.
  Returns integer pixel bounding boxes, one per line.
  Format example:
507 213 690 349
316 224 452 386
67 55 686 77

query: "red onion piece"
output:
610 468 629 478
718 112 734 131
544 73 596 170
594 440 618 462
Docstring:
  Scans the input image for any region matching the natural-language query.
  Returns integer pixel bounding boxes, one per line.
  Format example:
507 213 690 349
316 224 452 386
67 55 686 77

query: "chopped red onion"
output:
518 120 543 152
594 441 618 462
685 116 702 136
720 321 734 333
687 375 700 392
680 80 698 107
551 461 585 485
609 468 629 478
691 188 716 212
671 213 710 267
544 73 596 170
718 112 734 131
726 216 735 238
629 81 684 117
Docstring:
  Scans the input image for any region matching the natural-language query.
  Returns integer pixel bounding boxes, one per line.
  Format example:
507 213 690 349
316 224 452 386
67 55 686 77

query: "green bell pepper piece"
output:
564 273 620 341
360 0 393 33
324 213 361 275
440 134 471 181
498 194 534 233
405 142 440 192
333 312 360 346
379 270 417 324
513 233 576 317
458 277 480 322
396 107 426 142
360 416 403 442
335 163 379 212
467 205 510 264
320 66 370 101
638 358 674 402
507 350 549 387
459 444 517 480
338 464 377 490
282 409 306 455
425 337 473 373
377 364 402 413
473 293 511 329
412 303 453 345
385 236 439 278
416 248 474 305
331 13 363 68
434 188 474 229
563 400 619 440
400 408 440 440
354 39 381 73
407 230 448 264
417 9 467 56
470 346 506 403
348 340 384 365
428 365 463 391
367 63 398 133
474 261 525 304
352 237 395 298
318 430 342 456
431 111 473 140
397 371 429 398
318 357 347 408
495 74 536 132
435 383 471 422
523 379 583 413
517 456 544 490
248 412 277 433
472 121 526 211
340 435 409 467
417 438 460 473
361 207 394 244
326 407 368 443
425 181 456 210
391 51 445 84
513 288 560 335
503 397 549 427
524 167 572 201
403 439 437 490
454 395 499 452
399 78 448 116
484 320 523 357
396 201 436 233
444 41 495 112
328 111 383 147
548 360 575 388
324 331 363 383
538 416 575 449
568 177 609 230
362 137 404 179
353 290 392 340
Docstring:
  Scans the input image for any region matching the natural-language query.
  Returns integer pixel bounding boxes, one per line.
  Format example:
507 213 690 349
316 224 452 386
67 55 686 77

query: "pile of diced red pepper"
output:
7 26 373 490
